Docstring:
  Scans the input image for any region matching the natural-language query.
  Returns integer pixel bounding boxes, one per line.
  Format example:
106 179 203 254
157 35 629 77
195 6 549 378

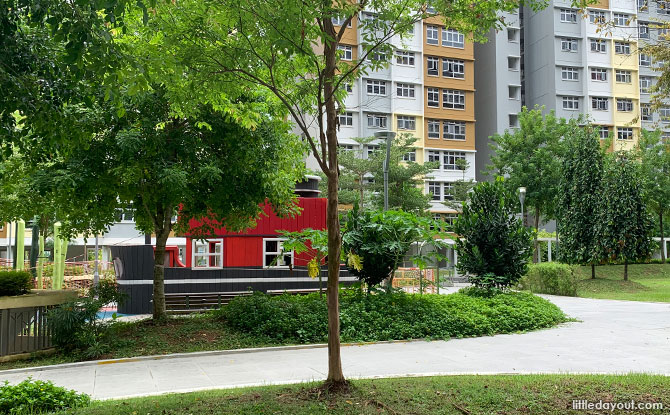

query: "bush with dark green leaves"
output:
47 279 126 358
0 378 90 414
217 289 567 343
518 263 578 296
0 271 32 296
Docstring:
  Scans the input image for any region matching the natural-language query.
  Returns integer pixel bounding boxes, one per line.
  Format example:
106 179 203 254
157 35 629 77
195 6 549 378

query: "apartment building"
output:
305 13 476 219
473 11 523 181
523 0 651 150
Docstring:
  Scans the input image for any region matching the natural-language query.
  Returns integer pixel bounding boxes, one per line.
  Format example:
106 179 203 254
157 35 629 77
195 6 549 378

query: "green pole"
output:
29 218 39 278
16 220 25 271
53 222 61 289
37 235 45 289
59 239 68 289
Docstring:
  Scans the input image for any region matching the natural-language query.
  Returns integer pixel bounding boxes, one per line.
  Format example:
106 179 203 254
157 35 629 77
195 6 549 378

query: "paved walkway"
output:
1 295 669 400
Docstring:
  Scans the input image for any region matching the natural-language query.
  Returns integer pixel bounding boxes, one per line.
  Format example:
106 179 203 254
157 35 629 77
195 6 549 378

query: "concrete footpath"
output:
1 295 669 400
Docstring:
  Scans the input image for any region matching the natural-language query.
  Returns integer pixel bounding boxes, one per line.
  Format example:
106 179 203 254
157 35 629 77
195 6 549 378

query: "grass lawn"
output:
61 374 669 415
575 263 670 302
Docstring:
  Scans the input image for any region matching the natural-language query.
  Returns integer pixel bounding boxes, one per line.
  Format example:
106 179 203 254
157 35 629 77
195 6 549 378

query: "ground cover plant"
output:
218 290 568 343
0 378 90 414
54 374 669 415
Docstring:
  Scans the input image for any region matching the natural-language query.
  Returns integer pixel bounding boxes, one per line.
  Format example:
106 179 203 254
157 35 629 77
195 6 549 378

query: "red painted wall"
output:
185 198 326 268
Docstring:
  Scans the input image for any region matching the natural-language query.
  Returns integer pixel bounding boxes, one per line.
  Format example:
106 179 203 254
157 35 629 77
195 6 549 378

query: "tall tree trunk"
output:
533 206 541 263
322 22 345 386
591 264 595 279
359 174 364 207
624 259 628 281
660 210 666 263
152 207 173 320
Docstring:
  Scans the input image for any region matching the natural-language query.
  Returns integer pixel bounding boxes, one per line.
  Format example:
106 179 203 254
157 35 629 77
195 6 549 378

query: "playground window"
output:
192 239 224 269
263 238 293 268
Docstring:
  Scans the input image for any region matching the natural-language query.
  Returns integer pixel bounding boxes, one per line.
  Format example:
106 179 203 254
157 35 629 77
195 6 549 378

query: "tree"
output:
368 134 434 213
124 0 582 388
336 137 376 207
34 90 305 319
453 178 533 290
557 125 605 279
442 158 475 213
595 154 654 280
637 129 670 263
341 204 446 291
488 106 580 261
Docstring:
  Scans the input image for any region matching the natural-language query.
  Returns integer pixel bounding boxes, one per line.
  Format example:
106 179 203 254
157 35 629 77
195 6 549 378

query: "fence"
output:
392 268 438 294
534 237 669 263
0 290 77 359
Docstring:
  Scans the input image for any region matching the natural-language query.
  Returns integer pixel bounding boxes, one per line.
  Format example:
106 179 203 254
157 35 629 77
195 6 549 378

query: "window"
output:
613 13 630 26
344 82 353 93
508 56 520 71
395 50 415 66
615 42 631 55
615 70 632 83
402 151 416 162
591 67 607 81
658 1 670 14
396 83 415 98
115 206 135 222
428 182 441 201
263 238 292 267
660 107 670 122
443 89 465 109
366 145 380 157
366 79 387 95
639 22 649 38
640 53 652 66
507 28 519 42
616 98 633 112
442 28 465 48
443 58 465 78
427 150 441 163
338 112 353 126
509 85 520 100
427 120 440 139
427 56 439 76
561 66 579 81
509 113 519 128
561 37 578 52
590 38 606 53
443 120 466 140
337 44 353 61
638 0 648 11
371 51 387 62
443 151 467 170
599 126 611 139
397 115 416 130
641 104 652 121
617 127 633 140
427 88 440 107
426 25 439 44
367 114 387 128
562 96 579 110
560 9 578 23
640 76 652 93
339 144 355 151
192 239 224 269
332 16 352 27
589 10 606 24
591 97 609 111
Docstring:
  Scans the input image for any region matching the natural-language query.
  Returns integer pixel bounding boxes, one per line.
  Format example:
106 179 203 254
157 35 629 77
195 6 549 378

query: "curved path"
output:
1 295 669 400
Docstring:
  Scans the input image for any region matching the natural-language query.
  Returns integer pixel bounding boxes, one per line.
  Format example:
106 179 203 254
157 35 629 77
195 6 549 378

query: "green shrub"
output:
518 263 578 296
217 289 567 344
48 279 126 357
0 271 32 296
0 378 90 414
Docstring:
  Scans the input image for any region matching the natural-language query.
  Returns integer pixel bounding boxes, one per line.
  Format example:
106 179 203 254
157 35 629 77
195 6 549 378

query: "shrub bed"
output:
518 263 578 296
0 270 32 296
0 378 90 413
217 290 568 344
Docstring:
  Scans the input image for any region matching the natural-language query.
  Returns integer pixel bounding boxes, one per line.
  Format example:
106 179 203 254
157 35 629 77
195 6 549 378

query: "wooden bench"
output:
165 291 252 314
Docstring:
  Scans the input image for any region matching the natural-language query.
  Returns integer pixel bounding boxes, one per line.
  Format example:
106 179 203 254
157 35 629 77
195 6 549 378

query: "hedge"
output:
518 263 578 296
0 270 32 296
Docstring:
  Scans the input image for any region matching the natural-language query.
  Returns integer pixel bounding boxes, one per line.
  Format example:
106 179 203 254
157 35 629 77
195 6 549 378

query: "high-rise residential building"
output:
523 0 649 150
303 13 476 220
474 11 523 181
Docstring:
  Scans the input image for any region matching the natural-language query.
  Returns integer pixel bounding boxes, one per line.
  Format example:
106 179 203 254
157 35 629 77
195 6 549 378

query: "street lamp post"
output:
374 131 397 211
518 187 526 226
